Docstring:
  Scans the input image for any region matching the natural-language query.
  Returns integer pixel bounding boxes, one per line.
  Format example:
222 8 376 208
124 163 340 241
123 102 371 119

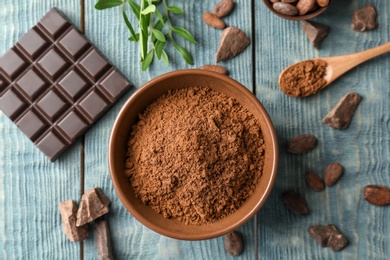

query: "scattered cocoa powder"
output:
279 59 328 97
125 86 266 225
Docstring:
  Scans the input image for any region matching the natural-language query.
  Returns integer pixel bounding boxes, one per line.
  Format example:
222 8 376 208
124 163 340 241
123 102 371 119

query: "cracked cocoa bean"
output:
282 191 309 215
224 231 243 256
286 134 317 154
364 185 390 206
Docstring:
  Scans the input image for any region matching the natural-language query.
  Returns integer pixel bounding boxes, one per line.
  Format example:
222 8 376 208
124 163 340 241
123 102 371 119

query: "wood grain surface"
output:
0 0 389 259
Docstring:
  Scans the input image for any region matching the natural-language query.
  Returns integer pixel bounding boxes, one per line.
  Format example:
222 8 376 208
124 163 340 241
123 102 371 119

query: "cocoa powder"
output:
125 86 266 225
279 59 328 97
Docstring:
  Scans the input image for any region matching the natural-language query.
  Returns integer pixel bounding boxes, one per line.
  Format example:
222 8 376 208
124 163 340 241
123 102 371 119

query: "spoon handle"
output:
324 41 390 83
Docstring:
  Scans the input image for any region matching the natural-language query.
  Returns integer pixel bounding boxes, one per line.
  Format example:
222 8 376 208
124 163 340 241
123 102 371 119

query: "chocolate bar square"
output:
0 8 132 161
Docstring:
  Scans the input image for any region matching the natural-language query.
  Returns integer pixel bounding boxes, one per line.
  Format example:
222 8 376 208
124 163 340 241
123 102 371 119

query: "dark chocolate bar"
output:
0 8 132 161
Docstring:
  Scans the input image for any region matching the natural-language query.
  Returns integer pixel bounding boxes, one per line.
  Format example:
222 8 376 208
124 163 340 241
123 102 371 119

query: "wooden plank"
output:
83 0 255 259
0 1 82 259
255 0 390 259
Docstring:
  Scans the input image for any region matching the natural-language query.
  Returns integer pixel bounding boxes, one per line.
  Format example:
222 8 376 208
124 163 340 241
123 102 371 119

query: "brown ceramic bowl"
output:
263 0 330 21
108 69 278 240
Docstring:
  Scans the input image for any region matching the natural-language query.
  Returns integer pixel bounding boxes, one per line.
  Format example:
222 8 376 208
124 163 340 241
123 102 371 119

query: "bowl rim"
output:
108 69 279 240
263 0 330 21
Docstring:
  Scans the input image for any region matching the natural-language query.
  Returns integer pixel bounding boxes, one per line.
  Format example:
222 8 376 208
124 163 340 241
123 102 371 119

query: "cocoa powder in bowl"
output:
125 86 266 225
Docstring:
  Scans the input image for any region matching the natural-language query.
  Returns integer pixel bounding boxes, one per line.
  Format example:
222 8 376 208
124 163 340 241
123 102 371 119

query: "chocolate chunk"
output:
282 191 309 216
95 220 114 260
76 188 110 226
0 8 132 161
301 20 329 48
59 200 89 242
324 162 343 186
286 134 317 154
351 4 378 31
307 225 329 247
308 224 348 251
216 26 250 62
322 92 361 130
364 185 390 206
305 172 325 191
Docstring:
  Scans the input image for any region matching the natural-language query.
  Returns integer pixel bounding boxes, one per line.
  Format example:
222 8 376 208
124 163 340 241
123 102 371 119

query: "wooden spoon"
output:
278 42 390 97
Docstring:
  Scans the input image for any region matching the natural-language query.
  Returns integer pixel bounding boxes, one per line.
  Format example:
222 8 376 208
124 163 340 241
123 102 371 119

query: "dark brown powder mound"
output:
279 59 328 97
125 86 265 225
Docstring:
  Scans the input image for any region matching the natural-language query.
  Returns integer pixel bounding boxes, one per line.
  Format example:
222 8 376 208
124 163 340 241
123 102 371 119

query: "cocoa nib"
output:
364 185 390 206
224 231 244 256
301 20 329 48
324 163 344 186
308 224 348 251
305 172 325 191
216 26 250 62
322 92 361 130
352 4 378 31
282 191 309 216
286 134 317 154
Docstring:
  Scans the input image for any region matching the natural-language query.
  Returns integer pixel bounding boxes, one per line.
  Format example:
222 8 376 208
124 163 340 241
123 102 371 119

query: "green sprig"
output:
95 0 198 71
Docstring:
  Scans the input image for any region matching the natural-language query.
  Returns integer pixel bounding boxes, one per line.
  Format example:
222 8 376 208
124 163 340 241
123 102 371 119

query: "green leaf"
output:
155 40 165 59
122 10 137 40
173 42 193 65
128 33 139 41
154 10 164 24
171 26 198 44
161 50 169 66
139 30 146 60
152 29 166 42
142 49 154 70
167 5 183 14
141 4 156 15
127 0 140 19
95 0 124 10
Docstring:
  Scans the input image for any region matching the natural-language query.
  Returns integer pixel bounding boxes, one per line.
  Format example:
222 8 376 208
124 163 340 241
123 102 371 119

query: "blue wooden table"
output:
1 0 389 259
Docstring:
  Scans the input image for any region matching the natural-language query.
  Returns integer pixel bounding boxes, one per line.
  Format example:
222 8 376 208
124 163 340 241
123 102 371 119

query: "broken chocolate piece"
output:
282 191 309 216
59 200 89 242
95 220 114 260
351 4 378 31
322 92 361 130
216 26 250 62
324 162 344 186
364 185 390 206
308 224 348 251
0 8 132 161
301 20 329 48
76 188 110 226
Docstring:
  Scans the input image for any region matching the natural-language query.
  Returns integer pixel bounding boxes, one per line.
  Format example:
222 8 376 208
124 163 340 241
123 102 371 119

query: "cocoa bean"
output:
286 134 317 154
213 0 235 18
272 2 299 16
224 231 243 256
305 172 325 191
282 0 298 3
282 191 309 216
199 65 229 75
364 185 390 206
270 0 280 3
324 163 343 186
202 12 226 30
296 0 316 16
315 0 330 7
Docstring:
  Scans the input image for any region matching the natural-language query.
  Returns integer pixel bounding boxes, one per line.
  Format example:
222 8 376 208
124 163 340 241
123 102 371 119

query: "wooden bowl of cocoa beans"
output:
109 69 279 240
263 0 331 21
